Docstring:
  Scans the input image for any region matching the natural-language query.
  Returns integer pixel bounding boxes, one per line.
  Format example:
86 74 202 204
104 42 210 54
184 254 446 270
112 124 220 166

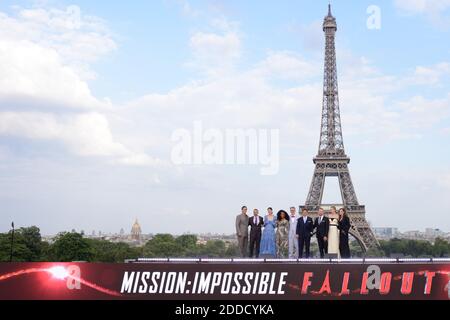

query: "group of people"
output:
235 206 351 259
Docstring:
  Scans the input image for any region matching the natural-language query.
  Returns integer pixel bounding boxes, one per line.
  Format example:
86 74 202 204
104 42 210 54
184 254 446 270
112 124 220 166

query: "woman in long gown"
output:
276 210 290 259
327 206 340 258
338 208 351 258
260 208 277 258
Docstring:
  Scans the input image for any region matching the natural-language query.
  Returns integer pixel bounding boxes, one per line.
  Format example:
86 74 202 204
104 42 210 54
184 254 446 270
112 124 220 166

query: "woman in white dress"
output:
327 206 340 258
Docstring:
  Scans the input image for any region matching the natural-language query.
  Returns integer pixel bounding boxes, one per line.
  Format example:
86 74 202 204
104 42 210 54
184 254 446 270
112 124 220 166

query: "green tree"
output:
350 240 365 257
366 247 385 258
0 232 32 262
40 241 53 261
380 238 450 258
143 234 183 258
197 240 227 257
432 238 450 257
51 232 93 262
380 238 406 257
224 243 239 257
176 235 197 250
19 226 43 261
176 235 198 257
88 239 142 263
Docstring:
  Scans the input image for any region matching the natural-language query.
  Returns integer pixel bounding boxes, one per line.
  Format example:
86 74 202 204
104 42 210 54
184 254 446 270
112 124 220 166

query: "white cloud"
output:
13 5 448 171
287 20 323 52
190 32 240 61
395 94 450 129
395 0 430 14
409 62 450 85
253 51 321 81
116 153 163 167
167 0 200 18
440 172 450 189
0 39 108 109
0 5 114 106
60 113 135 157
184 15 243 78
0 111 160 165
126 36 450 153
0 112 122 156
394 0 450 28
188 30 241 76
394 0 450 14
0 6 116 79
0 6 161 167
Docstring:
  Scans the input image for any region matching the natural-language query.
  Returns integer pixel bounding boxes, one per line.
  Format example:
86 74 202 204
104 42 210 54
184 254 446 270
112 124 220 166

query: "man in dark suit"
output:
296 208 314 258
249 209 264 258
314 207 330 258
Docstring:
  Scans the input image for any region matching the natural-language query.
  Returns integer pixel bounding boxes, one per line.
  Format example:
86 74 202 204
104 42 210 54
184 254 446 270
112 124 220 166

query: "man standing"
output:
249 209 264 258
314 208 330 258
296 208 314 258
288 207 299 259
236 206 249 257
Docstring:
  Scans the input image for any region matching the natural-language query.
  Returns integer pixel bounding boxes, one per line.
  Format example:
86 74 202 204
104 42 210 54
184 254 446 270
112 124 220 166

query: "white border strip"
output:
432 258 450 262
265 259 298 263
168 258 200 262
201 258 233 262
137 258 169 262
233 259 265 263
363 258 398 262
398 258 433 262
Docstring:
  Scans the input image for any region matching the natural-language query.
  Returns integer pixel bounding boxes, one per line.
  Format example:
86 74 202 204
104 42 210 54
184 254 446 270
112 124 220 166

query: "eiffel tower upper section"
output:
317 5 347 161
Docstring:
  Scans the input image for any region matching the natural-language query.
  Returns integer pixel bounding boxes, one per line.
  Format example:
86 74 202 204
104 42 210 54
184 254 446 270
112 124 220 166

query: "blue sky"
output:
1 0 447 100
0 0 450 235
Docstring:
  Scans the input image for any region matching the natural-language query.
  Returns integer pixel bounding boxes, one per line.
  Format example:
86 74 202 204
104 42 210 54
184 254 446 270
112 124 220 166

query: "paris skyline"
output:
1 1 450 235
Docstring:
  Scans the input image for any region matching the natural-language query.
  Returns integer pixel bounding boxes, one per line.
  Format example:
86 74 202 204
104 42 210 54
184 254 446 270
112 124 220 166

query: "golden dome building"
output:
130 219 142 242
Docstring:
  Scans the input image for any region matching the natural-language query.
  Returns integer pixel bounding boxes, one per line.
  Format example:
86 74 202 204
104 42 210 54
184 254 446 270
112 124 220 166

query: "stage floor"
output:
129 257 450 264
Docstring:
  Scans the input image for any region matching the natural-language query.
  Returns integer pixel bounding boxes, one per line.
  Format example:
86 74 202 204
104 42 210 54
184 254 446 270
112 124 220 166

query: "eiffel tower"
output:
301 5 379 252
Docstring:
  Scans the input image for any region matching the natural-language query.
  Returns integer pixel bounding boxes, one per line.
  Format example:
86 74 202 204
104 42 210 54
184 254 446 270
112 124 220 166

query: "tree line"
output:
0 227 239 263
379 238 450 258
0 226 449 262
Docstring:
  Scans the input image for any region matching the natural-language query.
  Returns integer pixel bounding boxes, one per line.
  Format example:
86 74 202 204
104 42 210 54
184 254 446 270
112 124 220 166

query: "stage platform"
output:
1 260 449 300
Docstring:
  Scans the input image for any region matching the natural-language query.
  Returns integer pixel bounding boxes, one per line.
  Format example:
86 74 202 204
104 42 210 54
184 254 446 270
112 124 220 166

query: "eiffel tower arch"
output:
300 5 379 253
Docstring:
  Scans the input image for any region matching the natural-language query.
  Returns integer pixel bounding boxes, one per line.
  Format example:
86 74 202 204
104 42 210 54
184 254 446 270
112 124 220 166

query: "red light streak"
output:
0 268 47 281
0 266 122 297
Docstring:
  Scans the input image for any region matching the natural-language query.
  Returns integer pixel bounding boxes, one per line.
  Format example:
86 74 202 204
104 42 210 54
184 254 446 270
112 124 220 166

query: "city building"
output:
130 219 142 242
373 227 399 239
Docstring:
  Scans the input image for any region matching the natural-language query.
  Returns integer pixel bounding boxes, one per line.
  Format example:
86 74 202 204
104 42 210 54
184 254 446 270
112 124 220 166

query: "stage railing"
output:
128 258 450 264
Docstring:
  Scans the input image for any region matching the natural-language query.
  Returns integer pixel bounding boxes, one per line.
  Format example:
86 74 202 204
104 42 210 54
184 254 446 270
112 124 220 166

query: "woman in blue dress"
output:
260 207 277 257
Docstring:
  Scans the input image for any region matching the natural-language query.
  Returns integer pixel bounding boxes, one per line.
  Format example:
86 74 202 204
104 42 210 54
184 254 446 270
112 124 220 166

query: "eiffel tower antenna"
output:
301 5 380 252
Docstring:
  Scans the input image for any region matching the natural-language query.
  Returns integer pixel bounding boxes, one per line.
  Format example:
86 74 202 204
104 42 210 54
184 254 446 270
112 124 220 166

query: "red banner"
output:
0 262 449 300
